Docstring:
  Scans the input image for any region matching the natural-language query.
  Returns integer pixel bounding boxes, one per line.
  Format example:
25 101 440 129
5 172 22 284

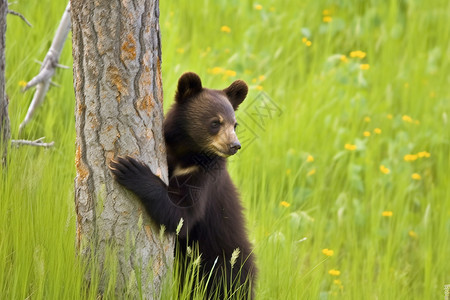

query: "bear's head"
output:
164 72 248 158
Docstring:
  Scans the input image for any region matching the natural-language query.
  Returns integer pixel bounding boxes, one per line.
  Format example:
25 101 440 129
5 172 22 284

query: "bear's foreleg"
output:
109 156 196 237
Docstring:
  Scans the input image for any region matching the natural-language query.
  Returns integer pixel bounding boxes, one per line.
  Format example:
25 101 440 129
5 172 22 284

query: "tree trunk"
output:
71 0 173 297
0 0 10 167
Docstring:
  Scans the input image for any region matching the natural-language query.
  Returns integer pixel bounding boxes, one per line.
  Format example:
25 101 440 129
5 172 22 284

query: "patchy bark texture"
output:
71 0 172 297
0 0 10 166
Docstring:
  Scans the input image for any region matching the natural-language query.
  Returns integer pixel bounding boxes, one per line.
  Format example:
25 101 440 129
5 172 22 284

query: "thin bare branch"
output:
7 9 32 27
11 137 55 148
56 63 70 69
49 80 61 88
19 2 71 134
22 56 56 91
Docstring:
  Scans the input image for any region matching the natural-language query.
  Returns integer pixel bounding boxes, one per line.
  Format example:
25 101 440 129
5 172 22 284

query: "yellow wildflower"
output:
408 230 418 239
208 67 224 75
382 211 393 217
258 75 266 81
340 55 348 63
387 114 393 120
411 173 421 180
254 4 263 10
322 9 331 16
256 85 263 91
176 48 185 54
19 80 27 87
363 131 371 137
360 64 370 70
404 154 418 162
286 169 291 176
269 7 276 12
306 155 314 162
280 201 290 208
301 37 312 46
322 248 334 256
379 165 390 174
344 144 357 151
323 16 332 23
349 50 366 59
417 151 431 158
402 115 413 123
364 116 371 122
307 168 316 176
328 269 341 276
224 70 236 77
220 25 231 33
373 128 382 134
333 279 342 285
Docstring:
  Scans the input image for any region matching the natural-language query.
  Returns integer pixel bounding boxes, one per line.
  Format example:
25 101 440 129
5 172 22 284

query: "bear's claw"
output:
109 156 152 189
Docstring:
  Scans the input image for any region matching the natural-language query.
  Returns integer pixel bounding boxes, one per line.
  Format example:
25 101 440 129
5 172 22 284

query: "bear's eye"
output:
211 121 221 129
234 123 239 130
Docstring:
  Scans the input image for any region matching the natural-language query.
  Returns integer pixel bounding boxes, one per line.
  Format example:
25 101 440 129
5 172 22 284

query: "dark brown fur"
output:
110 72 256 298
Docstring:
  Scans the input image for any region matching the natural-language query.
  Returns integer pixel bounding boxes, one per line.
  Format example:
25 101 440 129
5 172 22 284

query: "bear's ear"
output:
223 80 248 110
175 72 203 103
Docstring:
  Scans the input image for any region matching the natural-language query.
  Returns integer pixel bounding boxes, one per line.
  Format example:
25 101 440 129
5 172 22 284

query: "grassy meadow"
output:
2 0 449 299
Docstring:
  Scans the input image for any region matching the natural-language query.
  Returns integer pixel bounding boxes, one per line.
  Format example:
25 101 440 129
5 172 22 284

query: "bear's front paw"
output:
109 156 152 191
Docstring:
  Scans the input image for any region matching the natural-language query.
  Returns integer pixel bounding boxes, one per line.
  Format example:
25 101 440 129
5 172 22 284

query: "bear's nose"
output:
229 142 241 154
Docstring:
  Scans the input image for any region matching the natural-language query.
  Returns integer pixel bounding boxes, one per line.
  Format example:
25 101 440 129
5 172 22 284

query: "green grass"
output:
2 0 449 298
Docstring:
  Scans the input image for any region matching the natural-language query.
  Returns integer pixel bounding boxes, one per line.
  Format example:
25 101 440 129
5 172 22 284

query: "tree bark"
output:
0 0 10 167
71 0 173 297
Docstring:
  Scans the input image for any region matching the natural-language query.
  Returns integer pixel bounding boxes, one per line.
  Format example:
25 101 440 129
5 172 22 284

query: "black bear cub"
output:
110 72 256 298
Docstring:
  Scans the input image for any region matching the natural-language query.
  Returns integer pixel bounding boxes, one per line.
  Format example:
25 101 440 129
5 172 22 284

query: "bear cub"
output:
110 72 256 298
